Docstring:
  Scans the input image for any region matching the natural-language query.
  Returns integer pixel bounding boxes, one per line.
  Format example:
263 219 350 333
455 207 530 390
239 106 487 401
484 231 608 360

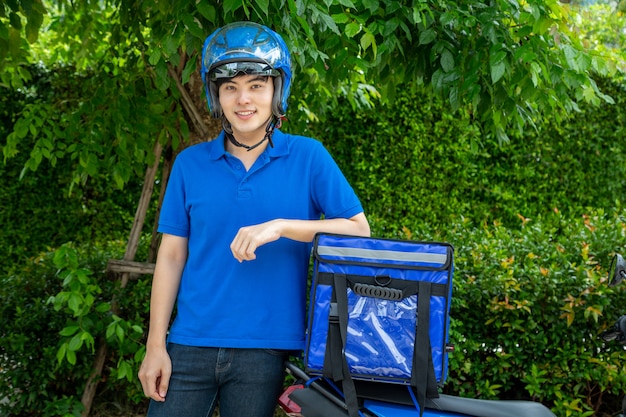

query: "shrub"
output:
0 240 150 416
443 208 626 416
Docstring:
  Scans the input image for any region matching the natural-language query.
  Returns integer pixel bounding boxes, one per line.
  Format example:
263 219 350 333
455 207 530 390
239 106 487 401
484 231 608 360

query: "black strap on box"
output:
322 272 442 417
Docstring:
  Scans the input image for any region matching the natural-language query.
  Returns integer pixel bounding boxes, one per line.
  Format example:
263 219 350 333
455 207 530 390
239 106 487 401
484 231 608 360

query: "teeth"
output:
238 111 254 116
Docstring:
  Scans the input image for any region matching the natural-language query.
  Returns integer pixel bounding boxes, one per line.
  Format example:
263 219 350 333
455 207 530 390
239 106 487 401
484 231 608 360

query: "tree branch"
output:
167 62 210 139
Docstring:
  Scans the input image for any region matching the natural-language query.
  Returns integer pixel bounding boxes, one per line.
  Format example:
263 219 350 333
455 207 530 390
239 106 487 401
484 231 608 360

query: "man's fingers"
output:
230 230 258 262
153 363 172 401
155 373 170 401
230 221 282 262
139 363 171 402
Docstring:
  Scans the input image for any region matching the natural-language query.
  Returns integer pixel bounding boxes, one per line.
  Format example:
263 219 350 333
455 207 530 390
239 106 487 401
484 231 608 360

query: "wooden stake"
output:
80 140 163 417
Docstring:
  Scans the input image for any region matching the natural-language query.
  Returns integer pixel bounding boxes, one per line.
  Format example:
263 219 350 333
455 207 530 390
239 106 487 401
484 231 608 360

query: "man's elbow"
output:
350 213 371 237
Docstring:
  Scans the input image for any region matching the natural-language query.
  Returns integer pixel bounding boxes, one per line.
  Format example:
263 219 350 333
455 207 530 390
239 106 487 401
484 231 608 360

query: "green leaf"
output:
360 32 376 55
9 12 22 30
182 57 197 84
490 50 506 66
362 0 379 13
115 323 125 342
28 123 37 136
148 49 161 66
431 68 444 91
68 333 84 351
118 360 133 381
530 62 541 87
196 2 216 21
491 61 506 84
66 348 77 365
562 45 591 73
255 0 270 15
14 118 29 139
490 50 507 84
419 28 436 45
336 0 356 8
440 11 456 26
54 245 79 269
223 0 242 16
332 13 350 24
59 325 80 336
82 332 95 352
75 268 91 284
57 343 67 364
318 11 340 34
96 302 111 313
182 15 204 39
412 7 423 24
581 84 597 103
345 22 361 38
440 49 454 73
135 346 147 362
449 85 460 112
106 323 116 340
68 293 82 314
513 43 537 63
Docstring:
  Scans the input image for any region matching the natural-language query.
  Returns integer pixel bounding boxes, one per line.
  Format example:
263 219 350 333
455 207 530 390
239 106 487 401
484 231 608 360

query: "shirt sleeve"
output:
158 156 190 237
309 140 364 219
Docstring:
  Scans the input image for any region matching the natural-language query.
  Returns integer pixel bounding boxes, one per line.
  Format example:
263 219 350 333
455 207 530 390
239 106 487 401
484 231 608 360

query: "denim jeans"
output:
146 344 288 417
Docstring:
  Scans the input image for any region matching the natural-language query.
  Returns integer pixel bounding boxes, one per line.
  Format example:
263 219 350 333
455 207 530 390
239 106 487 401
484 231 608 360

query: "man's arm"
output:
138 233 188 401
230 212 370 262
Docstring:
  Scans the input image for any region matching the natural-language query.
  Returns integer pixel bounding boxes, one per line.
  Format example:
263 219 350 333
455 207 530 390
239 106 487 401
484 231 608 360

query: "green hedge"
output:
310 77 626 235
444 209 626 416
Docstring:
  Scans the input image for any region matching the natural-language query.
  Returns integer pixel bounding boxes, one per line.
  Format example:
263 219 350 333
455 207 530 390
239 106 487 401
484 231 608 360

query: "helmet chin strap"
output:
225 115 281 152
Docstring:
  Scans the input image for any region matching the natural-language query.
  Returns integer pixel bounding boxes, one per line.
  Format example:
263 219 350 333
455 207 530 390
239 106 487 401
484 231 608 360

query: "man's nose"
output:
236 89 251 104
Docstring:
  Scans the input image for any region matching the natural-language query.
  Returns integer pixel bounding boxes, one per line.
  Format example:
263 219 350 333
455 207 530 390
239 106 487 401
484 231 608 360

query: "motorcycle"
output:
278 253 626 417
278 359 556 417
601 253 626 417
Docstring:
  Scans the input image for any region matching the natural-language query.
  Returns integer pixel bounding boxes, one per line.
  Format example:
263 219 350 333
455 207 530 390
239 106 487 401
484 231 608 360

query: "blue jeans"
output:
147 344 288 417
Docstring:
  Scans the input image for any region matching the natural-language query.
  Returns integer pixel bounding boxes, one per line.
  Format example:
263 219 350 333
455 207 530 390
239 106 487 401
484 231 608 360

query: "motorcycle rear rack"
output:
284 361 556 417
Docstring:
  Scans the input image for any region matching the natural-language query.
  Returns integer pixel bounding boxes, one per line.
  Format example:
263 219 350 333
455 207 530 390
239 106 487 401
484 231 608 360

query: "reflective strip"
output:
317 245 448 265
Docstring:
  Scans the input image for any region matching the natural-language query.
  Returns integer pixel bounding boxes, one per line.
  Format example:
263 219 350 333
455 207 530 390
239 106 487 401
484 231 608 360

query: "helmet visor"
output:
210 61 280 80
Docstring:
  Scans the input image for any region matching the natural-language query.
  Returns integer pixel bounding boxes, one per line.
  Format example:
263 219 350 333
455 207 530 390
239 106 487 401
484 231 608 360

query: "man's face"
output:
218 74 274 140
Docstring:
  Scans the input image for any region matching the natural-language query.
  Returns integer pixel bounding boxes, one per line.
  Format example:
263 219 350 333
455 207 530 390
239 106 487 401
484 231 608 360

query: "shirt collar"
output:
209 129 289 160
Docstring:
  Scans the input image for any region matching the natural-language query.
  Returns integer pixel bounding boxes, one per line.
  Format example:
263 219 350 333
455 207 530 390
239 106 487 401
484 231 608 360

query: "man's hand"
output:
230 220 282 262
138 347 172 402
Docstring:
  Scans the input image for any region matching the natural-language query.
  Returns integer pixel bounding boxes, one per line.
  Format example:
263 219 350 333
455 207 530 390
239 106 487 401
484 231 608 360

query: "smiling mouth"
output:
236 110 255 117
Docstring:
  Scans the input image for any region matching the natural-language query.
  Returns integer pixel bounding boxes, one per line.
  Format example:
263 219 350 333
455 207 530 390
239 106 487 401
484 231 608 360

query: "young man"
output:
138 21 370 417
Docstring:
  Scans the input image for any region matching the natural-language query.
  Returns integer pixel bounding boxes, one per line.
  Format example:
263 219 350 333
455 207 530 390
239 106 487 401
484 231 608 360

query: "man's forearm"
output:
276 212 370 242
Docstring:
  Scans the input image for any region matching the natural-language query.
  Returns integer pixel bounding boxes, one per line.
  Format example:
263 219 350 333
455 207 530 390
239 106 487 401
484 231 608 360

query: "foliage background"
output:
316 77 626 234
3 75 626 416
1 1 626 417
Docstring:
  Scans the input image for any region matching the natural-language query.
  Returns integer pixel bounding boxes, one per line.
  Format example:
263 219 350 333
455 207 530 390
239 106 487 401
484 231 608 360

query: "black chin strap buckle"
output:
264 115 281 149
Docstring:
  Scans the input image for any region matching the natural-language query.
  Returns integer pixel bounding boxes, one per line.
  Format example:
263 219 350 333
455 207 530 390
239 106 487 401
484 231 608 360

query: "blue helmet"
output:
201 22 292 119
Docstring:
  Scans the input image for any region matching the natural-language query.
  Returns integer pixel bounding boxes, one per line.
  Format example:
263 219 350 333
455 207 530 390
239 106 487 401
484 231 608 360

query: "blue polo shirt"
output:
158 129 364 350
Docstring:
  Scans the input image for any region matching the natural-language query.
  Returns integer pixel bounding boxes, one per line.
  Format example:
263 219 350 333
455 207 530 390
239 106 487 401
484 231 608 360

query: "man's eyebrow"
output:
222 75 269 86
246 76 269 83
